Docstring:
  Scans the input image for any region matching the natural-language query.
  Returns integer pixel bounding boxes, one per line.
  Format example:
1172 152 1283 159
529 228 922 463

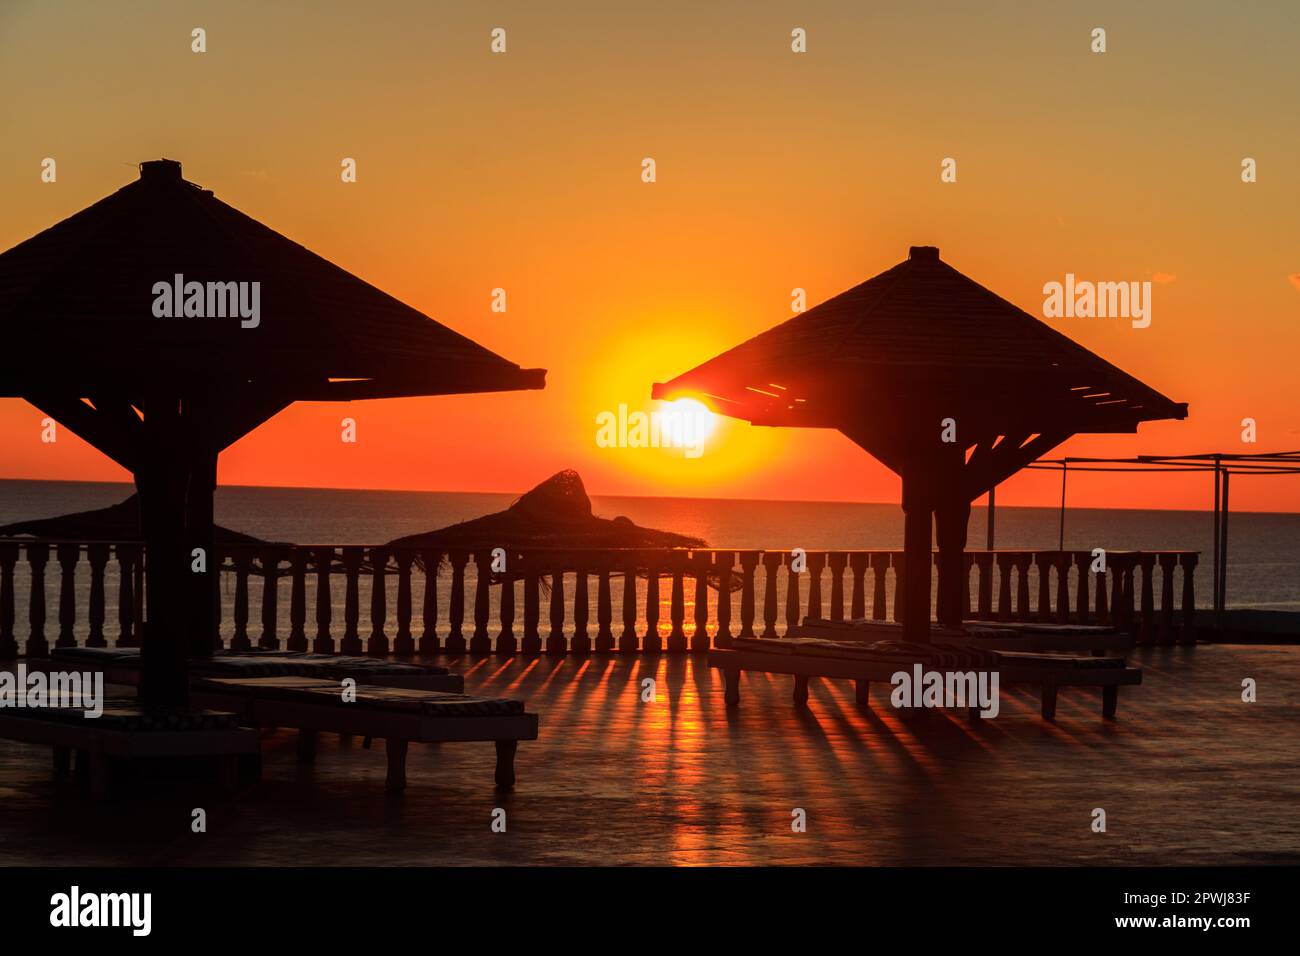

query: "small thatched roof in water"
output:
388 470 705 554
0 494 269 545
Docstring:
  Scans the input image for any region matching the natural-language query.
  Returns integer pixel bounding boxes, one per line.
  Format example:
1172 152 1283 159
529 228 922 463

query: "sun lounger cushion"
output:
51 647 451 678
996 651 1127 669
193 653 452 680
802 617 1119 639
20 701 245 732
194 677 525 716
732 637 1001 669
964 620 1118 635
799 618 975 641
51 647 139 662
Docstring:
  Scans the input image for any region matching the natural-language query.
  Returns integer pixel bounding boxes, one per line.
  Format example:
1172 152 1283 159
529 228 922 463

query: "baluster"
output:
287 549 308 652
260 547 282 650
871 553 888 620
366 547 389 656
340 546 363 654
644 554 662 654
133 555 144 642
520 553 541 656
1055 552 1071 624
849 553 867 620
1123 555 1140 638
393 549 414 656
56 543 79 649
829 552 847 621
892 553 905 623
446 551 468 656
618 553 639 654
572 557 592 655
974 553 992 620
691 551 710 652
1071 548 1092 624
86 544 109 648
964 553 975 619
1179 553 1197 643
1094 560 1109 626
1035 552 1053 623
1158 553 1177 644
547 562 567 656
471 550 493 656
933 551 942 623
1139 554 1156 644
0 543 17 658
595 557 614 653
419 550 441 655
1121 557 1136 636
995 553 1013 621
1014 553 1032 621
230 549 252 651
761 551 781 638
668 552 688 652
738 551 758 638
314 547 335 653
785 551 802 634
210 546 224 652
25 542 49 658
116 544 139 647
498 554 518 656
806 551 825 622
1110 556 1126 632
713 551 734 648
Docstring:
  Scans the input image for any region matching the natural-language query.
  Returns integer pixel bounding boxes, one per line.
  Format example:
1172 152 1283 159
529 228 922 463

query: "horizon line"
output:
1 475 1297 518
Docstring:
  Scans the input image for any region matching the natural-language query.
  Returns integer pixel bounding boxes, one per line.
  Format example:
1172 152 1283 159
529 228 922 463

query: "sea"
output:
1 478 1297 611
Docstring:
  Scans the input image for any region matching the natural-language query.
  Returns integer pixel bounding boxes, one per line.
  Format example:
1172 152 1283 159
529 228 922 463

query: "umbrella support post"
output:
135 396 192 709
187 449 219 658
935 498 971 629
900 473 933 644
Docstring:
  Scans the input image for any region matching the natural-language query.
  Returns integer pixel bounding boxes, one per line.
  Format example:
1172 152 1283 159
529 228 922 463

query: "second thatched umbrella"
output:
387 470 732 654
0 494 268 545
388 470 704 558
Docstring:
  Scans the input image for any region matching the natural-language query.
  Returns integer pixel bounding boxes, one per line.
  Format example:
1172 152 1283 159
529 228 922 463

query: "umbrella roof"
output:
0 495 271 545
387 470 704 552
652 246 1186 437
0 159 545 399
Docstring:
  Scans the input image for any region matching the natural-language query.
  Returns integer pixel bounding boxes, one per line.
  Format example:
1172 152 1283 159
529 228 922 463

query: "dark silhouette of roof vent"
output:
139 158 182 182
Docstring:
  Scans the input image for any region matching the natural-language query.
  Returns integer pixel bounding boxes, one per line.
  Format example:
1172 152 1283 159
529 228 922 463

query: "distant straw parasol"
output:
386 470 733 587
0 494 270 545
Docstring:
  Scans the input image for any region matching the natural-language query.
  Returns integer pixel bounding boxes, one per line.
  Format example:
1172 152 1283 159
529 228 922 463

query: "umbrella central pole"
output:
900 474 933 643
136 398 192 708
186 451 218 658
935 497 971 629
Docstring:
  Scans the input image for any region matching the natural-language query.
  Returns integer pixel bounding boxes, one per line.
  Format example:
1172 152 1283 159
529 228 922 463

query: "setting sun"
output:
658 397 717 447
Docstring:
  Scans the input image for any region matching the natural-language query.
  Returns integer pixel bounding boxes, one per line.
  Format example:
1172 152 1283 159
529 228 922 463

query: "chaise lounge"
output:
42 646 465 692
792 617 1132 656
711 636 1141 720
190 676 538 791
0 698 258 800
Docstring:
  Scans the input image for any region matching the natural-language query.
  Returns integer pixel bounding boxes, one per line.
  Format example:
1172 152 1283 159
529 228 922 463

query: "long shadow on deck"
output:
0 645 1297 865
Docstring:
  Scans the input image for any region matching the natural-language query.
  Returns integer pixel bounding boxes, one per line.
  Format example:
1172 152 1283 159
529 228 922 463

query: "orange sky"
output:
1 1 1298 511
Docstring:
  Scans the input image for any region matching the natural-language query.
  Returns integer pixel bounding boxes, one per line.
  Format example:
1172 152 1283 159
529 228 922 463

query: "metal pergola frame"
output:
982 451 1300 629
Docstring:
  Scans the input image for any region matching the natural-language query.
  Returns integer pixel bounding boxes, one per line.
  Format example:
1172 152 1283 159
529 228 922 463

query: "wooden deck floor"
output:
1 644 1297 866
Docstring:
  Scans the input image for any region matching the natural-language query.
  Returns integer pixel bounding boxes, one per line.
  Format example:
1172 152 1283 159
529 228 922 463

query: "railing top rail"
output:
0 537 1201 557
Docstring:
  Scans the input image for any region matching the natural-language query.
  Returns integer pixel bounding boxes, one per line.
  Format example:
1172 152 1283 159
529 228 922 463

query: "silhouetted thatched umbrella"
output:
0 494 269 545
653 245 1187 640
0 159 545 705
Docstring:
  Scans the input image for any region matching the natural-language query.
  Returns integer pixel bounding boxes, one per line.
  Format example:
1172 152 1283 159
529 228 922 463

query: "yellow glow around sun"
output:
582 324 789 490
659 397 717 445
